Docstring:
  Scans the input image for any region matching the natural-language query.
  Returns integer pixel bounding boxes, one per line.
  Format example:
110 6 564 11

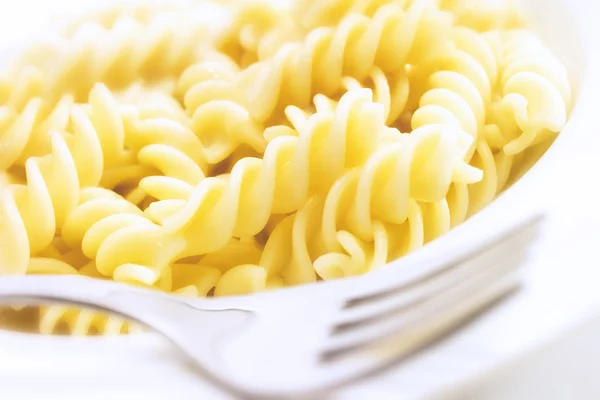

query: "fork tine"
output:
316 273 520 393
342 212 542 308
321 253 521 359
332 215 538 332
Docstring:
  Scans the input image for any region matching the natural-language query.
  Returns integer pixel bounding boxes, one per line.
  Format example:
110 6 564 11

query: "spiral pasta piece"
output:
145 89 393 256
242 1 453 123
4 11 210 110
294 0 409 30
217 0 302 67
260 125 481 284
59 187 184 288
175 55 267 164
342 67 410 126
409 26 503 213
2 79 187 174
114 80 187 124
492 30 572 156
0 115 109 274
411 27 498 133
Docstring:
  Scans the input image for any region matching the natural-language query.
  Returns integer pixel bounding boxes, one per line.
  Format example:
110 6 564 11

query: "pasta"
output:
294 0 525 32
264 124 481 284
217 0 301 66
176 53 267 164
147 89 394 255
3 7 211 112
294 0 411 30
242 1 453 123
0 0 572 336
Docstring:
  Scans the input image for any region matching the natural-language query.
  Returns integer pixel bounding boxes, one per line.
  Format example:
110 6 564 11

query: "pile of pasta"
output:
0 0 571 335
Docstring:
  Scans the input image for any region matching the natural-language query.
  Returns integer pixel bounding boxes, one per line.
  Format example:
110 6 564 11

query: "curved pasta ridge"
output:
0 107 107 275
175 55 267 164
294 0 413 30
242 1 453 123
342 66 410 126
494 30 572 155
411 27 498 139
217 0 301 66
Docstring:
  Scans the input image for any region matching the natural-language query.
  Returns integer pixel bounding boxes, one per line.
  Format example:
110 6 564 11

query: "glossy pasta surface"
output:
0 0 571 335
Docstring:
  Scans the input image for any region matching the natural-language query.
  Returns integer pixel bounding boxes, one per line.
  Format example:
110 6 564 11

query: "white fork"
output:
0 213 543 399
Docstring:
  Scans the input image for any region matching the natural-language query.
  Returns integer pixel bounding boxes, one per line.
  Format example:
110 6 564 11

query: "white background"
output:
0 0 600 399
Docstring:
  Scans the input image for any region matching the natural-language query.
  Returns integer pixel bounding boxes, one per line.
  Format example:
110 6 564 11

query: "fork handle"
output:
0 275 186 328
0 275 256 396
0 274 255 337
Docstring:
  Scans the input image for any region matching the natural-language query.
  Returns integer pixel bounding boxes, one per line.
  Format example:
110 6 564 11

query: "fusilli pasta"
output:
242 1 453 123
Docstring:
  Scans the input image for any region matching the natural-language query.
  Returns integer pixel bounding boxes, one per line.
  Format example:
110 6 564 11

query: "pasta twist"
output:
114 80 186 123
242 1 453 123
60 188 185 288
409 26 502 214
217 0 301 67
135 143 205 204
146 89 394 256
411 26 498 136
261 126 482 284
342 67 410 126
490 30 571 156
442 0 526 32
294 0 409 30
3 11 209 110
119 111 213 206
0 85 141 175
0 111 107 274
175 55 267 164
292 0 516 36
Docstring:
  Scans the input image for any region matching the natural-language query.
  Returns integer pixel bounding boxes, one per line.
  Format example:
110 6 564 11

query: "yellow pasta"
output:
176 53 267 164
263 124 481 284
218 0 301 66
294 0 525 32
148 89 394 256
242 1 453 123
294 0 410 30
0 0 572 335
4 8 210 111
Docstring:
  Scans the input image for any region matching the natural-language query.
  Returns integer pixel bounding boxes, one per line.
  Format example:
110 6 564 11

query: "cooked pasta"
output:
3 8 211 111
0 0 572 336
242 2 453 123
294 0 525 32
176 53 267 164
148 89 394 256
294 0 411 30
492 30 571 155
217 0 301 66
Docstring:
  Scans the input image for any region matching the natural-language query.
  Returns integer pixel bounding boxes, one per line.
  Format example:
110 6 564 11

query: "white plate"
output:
0 0 599 399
